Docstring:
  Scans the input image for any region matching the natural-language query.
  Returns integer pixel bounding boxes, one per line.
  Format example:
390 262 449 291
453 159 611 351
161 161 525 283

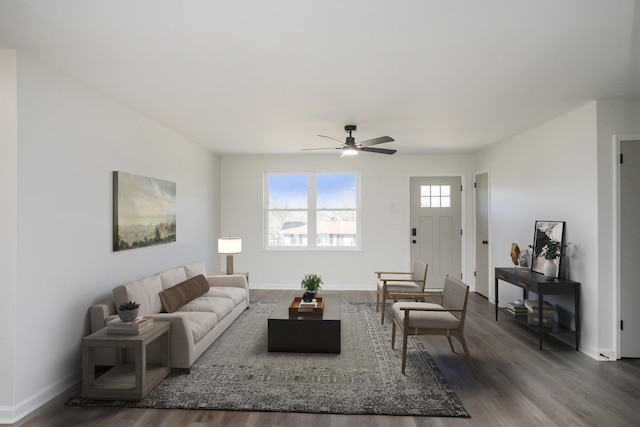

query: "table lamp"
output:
218 237 242 275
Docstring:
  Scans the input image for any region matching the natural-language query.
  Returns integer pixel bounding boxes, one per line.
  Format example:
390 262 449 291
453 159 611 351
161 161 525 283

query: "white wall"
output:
0 50 18 414
220 153 475 289
2 53 220 423
474 102 600 358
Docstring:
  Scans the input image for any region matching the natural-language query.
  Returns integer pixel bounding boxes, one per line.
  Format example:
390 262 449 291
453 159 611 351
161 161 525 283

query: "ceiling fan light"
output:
342 147 358 156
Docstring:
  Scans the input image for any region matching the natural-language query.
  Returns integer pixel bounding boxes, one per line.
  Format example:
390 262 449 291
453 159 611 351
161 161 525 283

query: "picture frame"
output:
531 220 565 277
113 171 176 251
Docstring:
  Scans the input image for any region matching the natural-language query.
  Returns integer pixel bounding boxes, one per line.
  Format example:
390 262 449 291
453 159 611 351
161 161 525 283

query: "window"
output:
266 173 359 249
420 185 451 207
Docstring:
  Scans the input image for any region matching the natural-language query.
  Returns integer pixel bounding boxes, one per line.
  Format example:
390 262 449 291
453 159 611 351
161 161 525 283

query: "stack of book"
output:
106 316 153 335
506 302 528 316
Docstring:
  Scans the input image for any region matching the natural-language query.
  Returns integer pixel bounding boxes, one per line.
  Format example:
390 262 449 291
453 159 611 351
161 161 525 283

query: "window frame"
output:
264 171 361 252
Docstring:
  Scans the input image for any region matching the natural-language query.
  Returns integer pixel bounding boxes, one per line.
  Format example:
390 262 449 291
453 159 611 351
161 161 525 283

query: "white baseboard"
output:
0 371 79 424
249 283 375 291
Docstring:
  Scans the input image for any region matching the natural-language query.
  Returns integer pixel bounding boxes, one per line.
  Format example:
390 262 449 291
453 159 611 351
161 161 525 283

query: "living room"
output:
2 1 640 425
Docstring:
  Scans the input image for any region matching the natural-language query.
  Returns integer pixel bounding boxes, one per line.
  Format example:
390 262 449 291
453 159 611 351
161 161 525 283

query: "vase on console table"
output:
542 259 557 279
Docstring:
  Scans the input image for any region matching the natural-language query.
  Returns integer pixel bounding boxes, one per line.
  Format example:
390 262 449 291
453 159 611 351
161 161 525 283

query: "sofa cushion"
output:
112 274 163 314
158 266 188 290
184 260 206 278
182 312 218 343
178 296 235 320
159 274 209 313
206 287 248 306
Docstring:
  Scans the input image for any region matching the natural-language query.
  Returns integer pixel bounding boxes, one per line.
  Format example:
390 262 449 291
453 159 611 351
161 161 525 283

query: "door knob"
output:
482 240 488 244
412 240 417 244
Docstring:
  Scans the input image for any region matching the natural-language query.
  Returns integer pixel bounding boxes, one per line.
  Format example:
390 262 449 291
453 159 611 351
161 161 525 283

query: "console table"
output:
495 268 580 350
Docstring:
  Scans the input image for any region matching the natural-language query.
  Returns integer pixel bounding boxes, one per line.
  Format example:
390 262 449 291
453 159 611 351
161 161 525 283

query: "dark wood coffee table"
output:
268 295 341 353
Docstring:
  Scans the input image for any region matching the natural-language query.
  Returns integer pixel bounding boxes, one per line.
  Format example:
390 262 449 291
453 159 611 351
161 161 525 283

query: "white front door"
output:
410 176 462 288
620 140 640 357
475 172 490 298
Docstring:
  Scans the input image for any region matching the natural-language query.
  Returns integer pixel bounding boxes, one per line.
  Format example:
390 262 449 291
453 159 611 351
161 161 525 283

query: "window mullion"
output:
308 173 317 248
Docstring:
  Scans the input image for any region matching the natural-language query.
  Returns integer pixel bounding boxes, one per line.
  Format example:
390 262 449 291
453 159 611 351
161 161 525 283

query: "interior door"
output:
475 172 489 298
410 176 462 288
620 140 640 357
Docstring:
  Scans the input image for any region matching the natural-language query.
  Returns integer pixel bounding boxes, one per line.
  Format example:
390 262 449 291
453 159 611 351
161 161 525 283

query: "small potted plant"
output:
301 273 323 302
117 300 140 322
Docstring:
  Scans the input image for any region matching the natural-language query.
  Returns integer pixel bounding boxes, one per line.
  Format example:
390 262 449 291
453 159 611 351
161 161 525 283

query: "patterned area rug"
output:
67 301 469 417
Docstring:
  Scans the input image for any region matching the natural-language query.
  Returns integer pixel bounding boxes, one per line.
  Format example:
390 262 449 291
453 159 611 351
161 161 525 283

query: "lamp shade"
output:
218 237 242 254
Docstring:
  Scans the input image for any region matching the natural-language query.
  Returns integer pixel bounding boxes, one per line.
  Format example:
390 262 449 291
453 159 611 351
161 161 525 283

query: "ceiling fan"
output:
302 125 396 156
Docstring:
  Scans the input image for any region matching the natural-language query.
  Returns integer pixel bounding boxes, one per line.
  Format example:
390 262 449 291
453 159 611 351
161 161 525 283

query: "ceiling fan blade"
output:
317 134 346 146
360 146 397 155
301 147 341 151
357 136 394 147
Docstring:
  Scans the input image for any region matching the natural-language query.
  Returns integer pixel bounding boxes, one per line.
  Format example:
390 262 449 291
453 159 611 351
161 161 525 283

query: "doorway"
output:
410 176 462 288
474 172 490 298
619 139 640 357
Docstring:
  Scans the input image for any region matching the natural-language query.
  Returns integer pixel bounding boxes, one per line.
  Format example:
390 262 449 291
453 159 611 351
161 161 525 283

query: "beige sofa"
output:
89 260 249 369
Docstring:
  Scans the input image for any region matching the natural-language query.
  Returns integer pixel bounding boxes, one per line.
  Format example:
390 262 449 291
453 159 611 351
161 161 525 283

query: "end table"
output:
82 320 171 400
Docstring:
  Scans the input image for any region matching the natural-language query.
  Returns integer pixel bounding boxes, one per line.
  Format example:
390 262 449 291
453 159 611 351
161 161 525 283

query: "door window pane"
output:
420 185 451 208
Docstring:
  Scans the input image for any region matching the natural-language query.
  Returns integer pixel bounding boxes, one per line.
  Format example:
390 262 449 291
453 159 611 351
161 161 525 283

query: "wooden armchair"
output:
375 259 429 324
391 275 477 377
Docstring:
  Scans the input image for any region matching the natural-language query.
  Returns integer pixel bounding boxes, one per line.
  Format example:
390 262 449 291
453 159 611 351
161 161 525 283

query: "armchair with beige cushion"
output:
391 275 477 377
375 259 431 324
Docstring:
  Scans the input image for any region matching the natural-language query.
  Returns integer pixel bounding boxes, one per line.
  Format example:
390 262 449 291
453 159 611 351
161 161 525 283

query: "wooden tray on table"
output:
289 297 324 316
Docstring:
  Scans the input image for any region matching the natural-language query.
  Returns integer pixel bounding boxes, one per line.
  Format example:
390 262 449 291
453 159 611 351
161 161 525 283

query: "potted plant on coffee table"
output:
301 273 322 302
117 300 140 322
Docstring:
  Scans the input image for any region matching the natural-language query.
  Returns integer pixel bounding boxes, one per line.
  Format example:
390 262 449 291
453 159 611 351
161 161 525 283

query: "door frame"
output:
473 169 491 299
409 173 467 285
615 133 640 359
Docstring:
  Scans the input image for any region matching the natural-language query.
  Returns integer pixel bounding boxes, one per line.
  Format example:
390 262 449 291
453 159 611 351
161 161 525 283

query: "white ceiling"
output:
1 0 639 155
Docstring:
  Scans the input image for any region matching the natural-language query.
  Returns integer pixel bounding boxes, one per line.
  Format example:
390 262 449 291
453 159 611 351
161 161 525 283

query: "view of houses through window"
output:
266 173 358 249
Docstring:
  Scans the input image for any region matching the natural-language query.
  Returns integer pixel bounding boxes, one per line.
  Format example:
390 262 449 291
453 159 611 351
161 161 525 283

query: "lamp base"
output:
226 254 234 275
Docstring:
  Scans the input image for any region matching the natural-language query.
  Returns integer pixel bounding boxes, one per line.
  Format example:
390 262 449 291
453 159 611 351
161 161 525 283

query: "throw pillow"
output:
159 274 209 313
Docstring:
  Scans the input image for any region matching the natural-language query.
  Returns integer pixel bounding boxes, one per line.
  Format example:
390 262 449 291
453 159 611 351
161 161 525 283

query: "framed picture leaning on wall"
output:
531 220 565 278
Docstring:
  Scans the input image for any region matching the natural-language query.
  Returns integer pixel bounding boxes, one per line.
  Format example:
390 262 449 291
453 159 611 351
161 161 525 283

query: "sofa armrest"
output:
206 274 248 290
150 312 195 368
89 299 117 333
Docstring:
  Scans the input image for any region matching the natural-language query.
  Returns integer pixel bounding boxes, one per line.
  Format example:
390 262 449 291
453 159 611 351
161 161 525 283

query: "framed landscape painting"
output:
113 171 176 251
531 220 565 277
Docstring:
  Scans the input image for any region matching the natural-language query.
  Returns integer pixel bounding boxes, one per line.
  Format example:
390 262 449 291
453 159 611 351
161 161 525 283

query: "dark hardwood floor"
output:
6 290 640 427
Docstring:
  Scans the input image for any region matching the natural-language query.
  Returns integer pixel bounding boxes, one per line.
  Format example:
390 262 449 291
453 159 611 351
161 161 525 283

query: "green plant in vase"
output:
537 240 567 278
301 273 322 302
538 240 567 260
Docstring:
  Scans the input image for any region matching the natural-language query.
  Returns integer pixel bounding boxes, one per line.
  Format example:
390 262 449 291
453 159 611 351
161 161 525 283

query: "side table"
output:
82 320 171 400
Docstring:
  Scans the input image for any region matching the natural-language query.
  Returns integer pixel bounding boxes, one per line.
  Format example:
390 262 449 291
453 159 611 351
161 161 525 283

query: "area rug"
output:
67 301 469 417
